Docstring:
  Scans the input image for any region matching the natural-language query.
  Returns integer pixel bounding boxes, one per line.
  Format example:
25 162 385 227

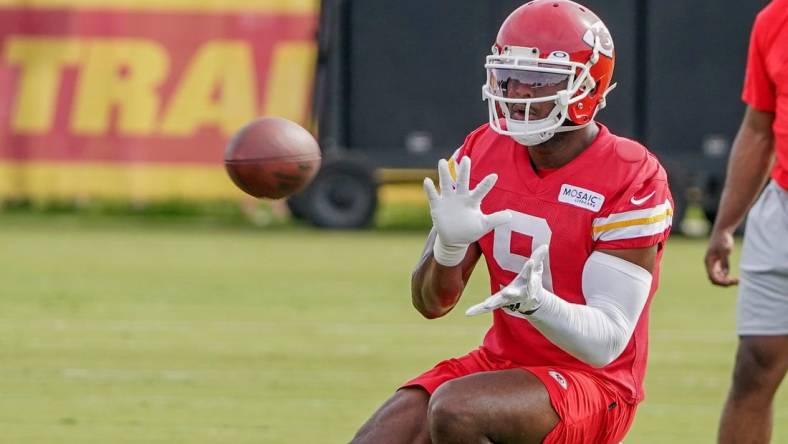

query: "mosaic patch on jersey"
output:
558 184 605 212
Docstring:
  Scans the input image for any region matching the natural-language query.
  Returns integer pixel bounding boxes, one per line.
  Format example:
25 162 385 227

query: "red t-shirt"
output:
742 0 788 189
450 124 673 403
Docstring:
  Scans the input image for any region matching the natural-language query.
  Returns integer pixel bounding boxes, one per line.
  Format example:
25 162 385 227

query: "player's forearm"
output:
712 108 775 234
527 253 652 368
411 229 479 319
411 257 466 319
528 296 635 368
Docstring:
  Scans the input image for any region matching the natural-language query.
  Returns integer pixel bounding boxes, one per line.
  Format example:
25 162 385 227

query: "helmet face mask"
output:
483 0 616 146
493 71 569 140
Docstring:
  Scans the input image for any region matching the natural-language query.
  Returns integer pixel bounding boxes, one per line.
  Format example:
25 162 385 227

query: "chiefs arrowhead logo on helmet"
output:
583 21 614 59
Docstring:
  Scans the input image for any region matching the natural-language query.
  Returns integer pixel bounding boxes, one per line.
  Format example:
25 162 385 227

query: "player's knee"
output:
427 382 477 437
730 340 786 398
351 388 430 443
731 363 781 399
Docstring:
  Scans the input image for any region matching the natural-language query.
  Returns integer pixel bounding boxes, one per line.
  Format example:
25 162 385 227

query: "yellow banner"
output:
0 0 318 13
0 162 241 200
0 4 318 202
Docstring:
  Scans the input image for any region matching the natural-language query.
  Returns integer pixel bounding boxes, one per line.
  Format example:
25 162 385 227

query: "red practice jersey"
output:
742 0 788 190
450 124 673 403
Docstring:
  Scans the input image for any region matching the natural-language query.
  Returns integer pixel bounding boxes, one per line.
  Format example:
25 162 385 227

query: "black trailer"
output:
290 0 769 230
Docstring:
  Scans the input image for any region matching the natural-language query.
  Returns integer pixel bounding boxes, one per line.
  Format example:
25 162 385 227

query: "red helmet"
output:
483 0 616 146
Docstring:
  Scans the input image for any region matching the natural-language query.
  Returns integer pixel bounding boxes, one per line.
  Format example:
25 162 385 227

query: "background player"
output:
351 1 673 443
704 1 788 442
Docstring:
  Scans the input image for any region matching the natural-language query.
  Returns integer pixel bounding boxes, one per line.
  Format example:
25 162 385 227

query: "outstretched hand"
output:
466 245 549 316
424 156 511 266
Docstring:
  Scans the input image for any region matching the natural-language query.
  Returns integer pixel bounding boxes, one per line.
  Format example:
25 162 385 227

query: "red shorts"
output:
401 348 637 444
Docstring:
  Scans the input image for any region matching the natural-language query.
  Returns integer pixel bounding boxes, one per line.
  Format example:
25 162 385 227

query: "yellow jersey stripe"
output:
592 208 674 233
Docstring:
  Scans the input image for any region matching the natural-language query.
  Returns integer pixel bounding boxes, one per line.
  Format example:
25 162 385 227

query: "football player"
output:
704 1 788 442
351 1 673 442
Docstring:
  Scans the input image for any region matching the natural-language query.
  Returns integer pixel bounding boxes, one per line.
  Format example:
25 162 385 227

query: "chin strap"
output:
511 130 554 146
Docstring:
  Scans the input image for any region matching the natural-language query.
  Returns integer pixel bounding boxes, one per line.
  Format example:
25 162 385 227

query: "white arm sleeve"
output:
526 251 653 368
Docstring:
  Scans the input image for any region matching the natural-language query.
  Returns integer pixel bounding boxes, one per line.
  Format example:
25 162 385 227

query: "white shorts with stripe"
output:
737 180 788 336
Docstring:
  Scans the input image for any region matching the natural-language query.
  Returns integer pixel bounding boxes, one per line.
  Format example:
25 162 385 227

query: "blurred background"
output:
0 0 785 442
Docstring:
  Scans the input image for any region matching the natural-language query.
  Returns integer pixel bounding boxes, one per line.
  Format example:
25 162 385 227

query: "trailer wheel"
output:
301 156 378 229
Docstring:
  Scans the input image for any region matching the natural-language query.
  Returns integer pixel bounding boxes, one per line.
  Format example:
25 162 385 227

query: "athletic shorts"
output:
737 180 788 335
401 347 636 444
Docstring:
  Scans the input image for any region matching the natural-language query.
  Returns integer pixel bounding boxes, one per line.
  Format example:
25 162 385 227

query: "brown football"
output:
224 117 321 199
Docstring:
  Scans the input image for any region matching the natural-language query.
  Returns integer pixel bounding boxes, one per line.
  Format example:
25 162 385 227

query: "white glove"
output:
423 156 511 266
466 245 548 316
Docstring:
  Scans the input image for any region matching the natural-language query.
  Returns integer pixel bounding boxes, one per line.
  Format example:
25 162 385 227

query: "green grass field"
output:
0 212 785 443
